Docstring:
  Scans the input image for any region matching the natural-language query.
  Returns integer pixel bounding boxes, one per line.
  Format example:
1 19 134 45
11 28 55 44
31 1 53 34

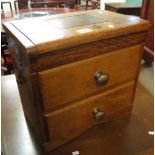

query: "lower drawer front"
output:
44 81 135 150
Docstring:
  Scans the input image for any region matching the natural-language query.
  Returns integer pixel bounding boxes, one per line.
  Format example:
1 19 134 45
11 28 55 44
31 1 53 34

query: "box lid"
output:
3 10 149 55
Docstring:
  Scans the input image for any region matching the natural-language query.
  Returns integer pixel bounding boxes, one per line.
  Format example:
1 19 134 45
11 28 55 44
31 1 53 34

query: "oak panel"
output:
44 81 135 150
3 10 149 54
39 45 142 111
30 32 146 72
2 9 150 152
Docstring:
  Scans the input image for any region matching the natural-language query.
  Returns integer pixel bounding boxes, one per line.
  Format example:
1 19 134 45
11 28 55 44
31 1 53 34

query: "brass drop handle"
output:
93 108 105 120
94 71 109 86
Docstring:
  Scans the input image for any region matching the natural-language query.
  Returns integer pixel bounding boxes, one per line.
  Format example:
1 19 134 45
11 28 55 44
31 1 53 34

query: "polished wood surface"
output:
105 2 142 9
1 7 76 23
31 31 147 72
30 0 76 8
8 40 48 143
140 0 154 63
1 7 76 33
44 81 135 150
14 0 29 10
39 45 142 111
2 75 153 155
3 10 150 54
105 2 142 16
3 10 150 151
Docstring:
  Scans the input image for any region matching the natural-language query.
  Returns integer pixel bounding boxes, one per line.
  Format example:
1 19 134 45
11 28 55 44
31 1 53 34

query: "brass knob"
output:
94 71 109 86
92 108 105 120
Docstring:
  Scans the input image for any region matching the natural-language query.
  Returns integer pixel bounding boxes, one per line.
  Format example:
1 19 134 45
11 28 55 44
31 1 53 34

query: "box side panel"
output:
3 23 48 145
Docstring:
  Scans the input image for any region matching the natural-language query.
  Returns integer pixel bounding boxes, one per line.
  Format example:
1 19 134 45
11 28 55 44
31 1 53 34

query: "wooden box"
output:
3 10 149 151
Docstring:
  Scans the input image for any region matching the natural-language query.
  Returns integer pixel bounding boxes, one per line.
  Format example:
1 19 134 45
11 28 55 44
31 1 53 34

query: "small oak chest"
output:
3 10 149 151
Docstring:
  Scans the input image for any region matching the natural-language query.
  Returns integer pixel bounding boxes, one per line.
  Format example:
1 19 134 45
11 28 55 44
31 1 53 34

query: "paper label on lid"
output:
77 28 93 33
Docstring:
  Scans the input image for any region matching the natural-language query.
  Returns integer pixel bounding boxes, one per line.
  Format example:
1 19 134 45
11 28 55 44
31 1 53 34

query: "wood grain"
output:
44 81 135 151
105 2 141 16
30 31 147 72
38 45 142 111
7 37 46 144
1 75 153 155
3 22 36 54
2 9 150 152
3 10 150 54
140 0 154 63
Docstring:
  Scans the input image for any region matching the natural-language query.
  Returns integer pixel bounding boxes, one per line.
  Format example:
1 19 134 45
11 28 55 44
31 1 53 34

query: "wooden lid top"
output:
3 10 149 54
105 2 142 9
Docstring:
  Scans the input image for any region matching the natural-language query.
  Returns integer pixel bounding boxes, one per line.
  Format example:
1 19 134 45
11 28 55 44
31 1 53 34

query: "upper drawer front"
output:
44 81 135 150
38 45 142 111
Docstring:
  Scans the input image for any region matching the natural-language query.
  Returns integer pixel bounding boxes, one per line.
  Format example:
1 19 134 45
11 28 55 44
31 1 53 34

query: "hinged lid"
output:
3 10 149 55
